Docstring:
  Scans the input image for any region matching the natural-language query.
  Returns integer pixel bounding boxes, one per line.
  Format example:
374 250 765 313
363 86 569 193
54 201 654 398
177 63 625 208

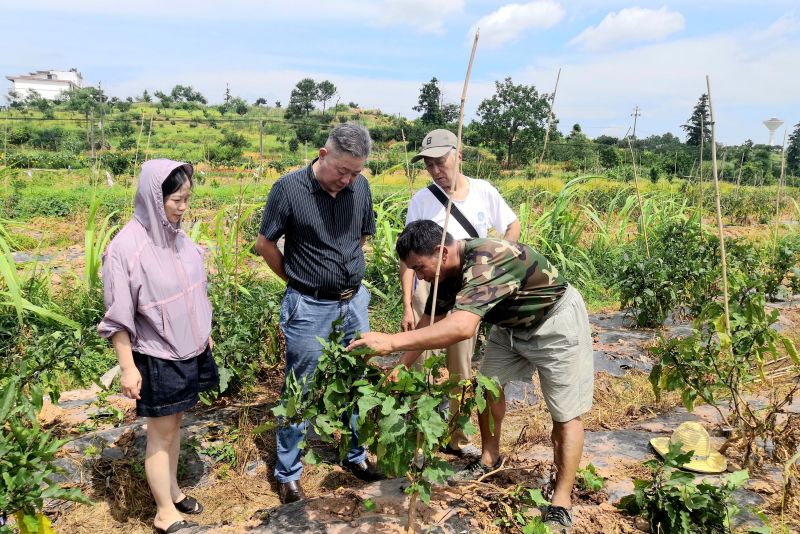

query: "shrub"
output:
618 442 752 533
617 217 719 326
649 277 799 467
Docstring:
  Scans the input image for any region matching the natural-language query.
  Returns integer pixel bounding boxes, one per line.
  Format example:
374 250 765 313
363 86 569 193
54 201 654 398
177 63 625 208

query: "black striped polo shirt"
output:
259 159 376 292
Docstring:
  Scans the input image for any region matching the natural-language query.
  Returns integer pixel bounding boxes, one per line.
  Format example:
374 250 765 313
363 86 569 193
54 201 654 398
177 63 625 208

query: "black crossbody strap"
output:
426 184 479 238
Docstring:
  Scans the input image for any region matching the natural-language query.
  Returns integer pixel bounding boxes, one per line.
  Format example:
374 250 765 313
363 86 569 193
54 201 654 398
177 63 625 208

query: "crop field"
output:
1 99 800 534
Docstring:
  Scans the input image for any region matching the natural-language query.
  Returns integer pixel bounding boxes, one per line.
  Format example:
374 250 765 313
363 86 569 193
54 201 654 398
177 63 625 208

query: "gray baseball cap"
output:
411 129 457 163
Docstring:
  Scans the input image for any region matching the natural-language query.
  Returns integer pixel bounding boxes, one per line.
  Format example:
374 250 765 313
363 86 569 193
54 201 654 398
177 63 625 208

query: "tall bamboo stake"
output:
144 115 154 160
401 128 413 198
407 28 479 534
627 135 650 258
699 112 704 224
771 129 788 265
126 114 146 218
526 67 561 240
735 151 745 190
706 75 731 337
429 30 479 325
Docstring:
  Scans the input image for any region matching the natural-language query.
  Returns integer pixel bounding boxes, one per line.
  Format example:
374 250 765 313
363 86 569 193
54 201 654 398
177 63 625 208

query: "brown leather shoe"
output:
277 480 305 504
342 459 386 482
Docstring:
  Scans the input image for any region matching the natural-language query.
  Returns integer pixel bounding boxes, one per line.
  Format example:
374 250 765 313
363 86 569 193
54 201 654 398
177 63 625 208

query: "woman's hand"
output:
208 336 215 350
120 366 142 400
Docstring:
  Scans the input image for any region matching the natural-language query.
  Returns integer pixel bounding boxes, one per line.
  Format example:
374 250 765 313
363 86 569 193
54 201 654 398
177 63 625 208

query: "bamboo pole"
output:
526 67 561 240
401 128 413 198
126 114 146 217
429 29 479 325
699 112 704 225
706 75 731 337
144 115 154 159
409 28 479 534
627 135 650 258
771 129 788 265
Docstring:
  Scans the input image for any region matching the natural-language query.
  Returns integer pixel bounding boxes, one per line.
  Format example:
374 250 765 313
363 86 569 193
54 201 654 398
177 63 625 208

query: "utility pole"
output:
631 106 641 139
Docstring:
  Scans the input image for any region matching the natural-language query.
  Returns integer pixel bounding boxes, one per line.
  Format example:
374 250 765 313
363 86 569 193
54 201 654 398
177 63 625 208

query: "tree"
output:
286 78 319 118
254 97 268 106
140 89 152 103
294 122 319 145
25 91 54 118
599 145 623 169
62 87 106 119
595 134 619 146
6 90 25 110
317 80 337 117
787 122 800 175
641 132 682 152
170 85 207 104
153 90 173 107
681 94 711 146
474 77 550 168
413 77 458 126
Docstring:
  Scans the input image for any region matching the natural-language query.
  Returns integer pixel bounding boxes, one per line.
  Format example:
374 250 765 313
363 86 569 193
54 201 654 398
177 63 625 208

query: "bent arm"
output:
503 219 521 242
255 234 287 281
349 310 481 356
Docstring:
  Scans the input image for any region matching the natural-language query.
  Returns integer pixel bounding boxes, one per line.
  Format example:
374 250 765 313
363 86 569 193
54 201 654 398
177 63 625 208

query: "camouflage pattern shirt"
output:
425 239 568 329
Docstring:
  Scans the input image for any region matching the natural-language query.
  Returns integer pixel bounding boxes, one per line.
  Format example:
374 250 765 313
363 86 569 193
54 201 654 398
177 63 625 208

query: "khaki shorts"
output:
480 285 594 422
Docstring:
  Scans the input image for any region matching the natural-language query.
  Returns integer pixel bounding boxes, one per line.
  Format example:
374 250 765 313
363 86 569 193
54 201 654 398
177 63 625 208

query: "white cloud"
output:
519 26 800 144
377 0 464 34
470 1 565 48
570 6 685 51
756 11 800 40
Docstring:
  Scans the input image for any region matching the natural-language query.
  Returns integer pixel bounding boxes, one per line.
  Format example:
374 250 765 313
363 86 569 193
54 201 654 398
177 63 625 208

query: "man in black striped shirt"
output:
255 123 381 503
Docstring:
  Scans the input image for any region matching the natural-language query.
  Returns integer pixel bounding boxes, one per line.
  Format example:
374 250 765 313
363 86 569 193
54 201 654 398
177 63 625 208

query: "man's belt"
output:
287 279 359 301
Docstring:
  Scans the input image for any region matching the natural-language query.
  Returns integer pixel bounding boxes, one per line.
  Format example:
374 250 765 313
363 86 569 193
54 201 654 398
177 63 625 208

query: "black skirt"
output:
132 344 219 417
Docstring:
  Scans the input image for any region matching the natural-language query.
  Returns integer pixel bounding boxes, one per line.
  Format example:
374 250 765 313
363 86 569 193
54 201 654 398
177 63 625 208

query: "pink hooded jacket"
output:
97 159 212 360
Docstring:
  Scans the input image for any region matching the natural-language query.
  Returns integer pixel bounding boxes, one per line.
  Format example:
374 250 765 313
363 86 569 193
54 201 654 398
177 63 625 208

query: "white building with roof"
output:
6 69 84 100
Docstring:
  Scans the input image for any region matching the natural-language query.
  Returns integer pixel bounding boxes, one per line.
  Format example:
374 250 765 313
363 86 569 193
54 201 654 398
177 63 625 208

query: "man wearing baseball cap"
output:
400 128 520 459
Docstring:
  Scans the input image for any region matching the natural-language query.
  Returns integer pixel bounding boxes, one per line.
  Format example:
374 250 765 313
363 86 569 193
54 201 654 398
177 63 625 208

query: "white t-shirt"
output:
405 177 517 239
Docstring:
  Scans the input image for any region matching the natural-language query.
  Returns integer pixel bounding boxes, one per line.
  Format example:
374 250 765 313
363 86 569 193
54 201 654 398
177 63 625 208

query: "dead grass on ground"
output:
507 371 682 451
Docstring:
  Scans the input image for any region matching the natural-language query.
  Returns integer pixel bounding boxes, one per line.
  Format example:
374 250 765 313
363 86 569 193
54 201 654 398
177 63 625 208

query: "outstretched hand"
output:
347 332 394 356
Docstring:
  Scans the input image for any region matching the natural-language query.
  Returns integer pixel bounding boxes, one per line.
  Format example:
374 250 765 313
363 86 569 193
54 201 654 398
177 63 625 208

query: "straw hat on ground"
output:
650 421 727 474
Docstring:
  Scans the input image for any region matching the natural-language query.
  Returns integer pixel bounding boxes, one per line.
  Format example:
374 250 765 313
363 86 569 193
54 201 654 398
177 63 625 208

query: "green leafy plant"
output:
617 215 718 327
617 442 752 533
87 389 125 428
274 317 500 531
0 378 92 533
649 276 800 466
576 463 605 492
84 193 119 294
491 486 552 533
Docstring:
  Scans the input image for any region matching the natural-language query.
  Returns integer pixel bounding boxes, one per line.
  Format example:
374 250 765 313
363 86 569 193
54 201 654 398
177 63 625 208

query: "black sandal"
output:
173 495 203 514
154 519 197 534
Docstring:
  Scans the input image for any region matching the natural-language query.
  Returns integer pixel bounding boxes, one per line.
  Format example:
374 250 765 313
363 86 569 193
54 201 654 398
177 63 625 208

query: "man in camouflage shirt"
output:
348 220 593 533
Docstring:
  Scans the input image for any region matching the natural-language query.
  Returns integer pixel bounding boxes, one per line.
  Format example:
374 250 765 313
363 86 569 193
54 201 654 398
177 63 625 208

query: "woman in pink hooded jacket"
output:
98 159 217 534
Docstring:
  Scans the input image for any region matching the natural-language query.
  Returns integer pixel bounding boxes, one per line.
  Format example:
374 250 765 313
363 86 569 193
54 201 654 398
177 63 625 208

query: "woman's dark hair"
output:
162 167 193 198
395 220 454 261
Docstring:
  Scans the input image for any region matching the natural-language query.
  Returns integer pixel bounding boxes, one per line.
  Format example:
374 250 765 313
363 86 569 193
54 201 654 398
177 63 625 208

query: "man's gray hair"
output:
325 122 372 159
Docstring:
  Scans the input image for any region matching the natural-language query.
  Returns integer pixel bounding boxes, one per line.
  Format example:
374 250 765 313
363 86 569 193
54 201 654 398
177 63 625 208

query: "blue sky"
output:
3 0 798 144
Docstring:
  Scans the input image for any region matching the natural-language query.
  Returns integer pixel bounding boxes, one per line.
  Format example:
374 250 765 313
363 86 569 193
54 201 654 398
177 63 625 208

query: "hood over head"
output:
134 159 193 247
